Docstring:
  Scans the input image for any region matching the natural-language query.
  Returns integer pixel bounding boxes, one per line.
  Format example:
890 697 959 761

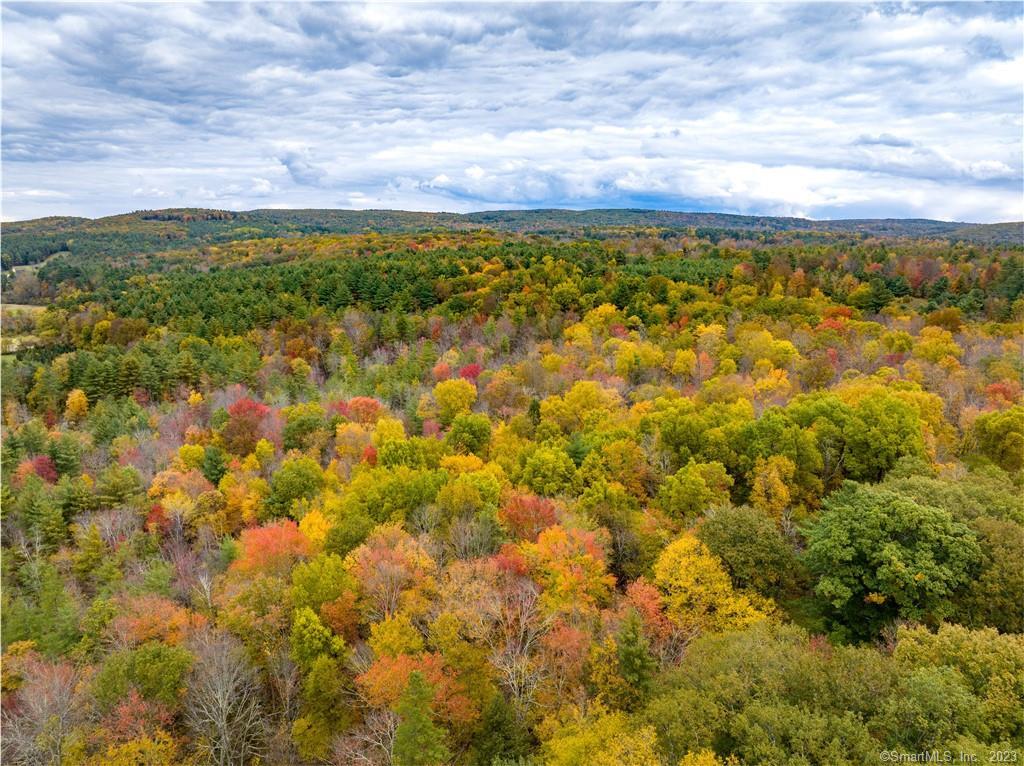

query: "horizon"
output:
3 2 1023 223
4 204 1021 227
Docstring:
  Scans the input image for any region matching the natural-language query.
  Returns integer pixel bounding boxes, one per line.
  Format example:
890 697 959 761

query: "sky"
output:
2 2 1022 223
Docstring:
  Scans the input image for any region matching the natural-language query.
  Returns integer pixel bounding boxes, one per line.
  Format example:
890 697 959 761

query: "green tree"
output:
324 509 375 557
47 434 82 477
613 609 656 711
578 480 658 583
290 606 346 671
292 654 351 761
55 475 94 519
521 446 578 496
267 455 324 517
470 694 530 766
954 517 1024 633
72 523 108 584
290 553 354 613
696 504 799 598
843 392 928 481
892 623 1024 743
731 700 877 766
874 667 982 750
657 460 732 522
95 464 144 508
393 671 451 766
971 405 1024 473
92 641 193 711
445 413 491 456
16 419 49 455
805 482 981 639
1 562 80 656
200 445 228 485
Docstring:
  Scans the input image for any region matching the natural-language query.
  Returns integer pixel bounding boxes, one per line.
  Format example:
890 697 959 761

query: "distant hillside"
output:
946 221 1024 246
3 207 1021 271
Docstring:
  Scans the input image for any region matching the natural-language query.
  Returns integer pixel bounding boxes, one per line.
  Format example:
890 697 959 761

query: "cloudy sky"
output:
2 2 1022 222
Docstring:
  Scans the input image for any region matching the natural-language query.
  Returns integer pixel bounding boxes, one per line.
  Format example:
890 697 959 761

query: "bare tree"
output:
485 578 553 715
332 708 398 766
185 630 267 766
1 654 82 766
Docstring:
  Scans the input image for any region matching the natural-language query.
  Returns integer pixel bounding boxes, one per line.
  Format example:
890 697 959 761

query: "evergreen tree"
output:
72 523 107 583
56 475 93 521
6 562 82 656
472 693 530 766
48 434 82 477
201 445 228 486
393 671 450 766
615 609 656 711
37 498 67 551
118 355 142 396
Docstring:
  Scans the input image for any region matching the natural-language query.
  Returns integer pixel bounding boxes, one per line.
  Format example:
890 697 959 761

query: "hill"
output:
3 207 1021 272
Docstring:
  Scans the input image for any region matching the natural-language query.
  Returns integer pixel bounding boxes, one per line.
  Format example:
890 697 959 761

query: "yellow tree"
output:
433 378 477 426
749 455 796 519
653 534 766 639
519 525 616 619
543 707 661 766
64 389 89 423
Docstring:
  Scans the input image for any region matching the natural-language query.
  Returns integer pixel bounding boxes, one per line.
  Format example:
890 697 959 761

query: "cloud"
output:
277 150 327 187
1 2 1021 222
854 134 916 148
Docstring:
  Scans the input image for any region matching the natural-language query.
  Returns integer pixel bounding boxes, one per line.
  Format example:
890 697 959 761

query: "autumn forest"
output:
1 209 1022 766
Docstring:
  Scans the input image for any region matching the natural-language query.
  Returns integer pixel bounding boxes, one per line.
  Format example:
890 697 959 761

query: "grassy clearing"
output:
1 334 41 353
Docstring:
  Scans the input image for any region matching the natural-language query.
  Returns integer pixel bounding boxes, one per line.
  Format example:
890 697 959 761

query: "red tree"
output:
458 363 482 382
222 398 271 456
230 520 311 576
499 493 557 542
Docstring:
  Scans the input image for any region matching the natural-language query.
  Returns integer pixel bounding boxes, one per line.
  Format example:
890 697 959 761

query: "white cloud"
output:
1 2 1021 222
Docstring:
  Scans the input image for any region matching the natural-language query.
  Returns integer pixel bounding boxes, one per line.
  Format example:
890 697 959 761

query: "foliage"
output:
2 215 1021 765
543 706 661 766
696 504 800 597
653 534 767 638
392 671 452 766
805 482 982 639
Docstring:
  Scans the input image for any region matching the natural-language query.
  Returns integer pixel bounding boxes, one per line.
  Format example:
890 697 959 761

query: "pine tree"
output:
528 398 541 426
118 355 142 396
201 446 228 486
21 489 52 545
98 360 119 398
472 693 529 766
27 366 63 416
17 419 48 454
48 434 81 477
175 350 201 388
56 475 93 520
139 359 162 398
37 498 67 551
615 609 656 711
393 671 450 766
33 563 81 656
72 523 107 583
96 465 143 508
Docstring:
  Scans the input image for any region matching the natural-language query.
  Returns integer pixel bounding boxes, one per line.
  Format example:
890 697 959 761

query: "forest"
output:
1 212 1022 766
2 207 1019 274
